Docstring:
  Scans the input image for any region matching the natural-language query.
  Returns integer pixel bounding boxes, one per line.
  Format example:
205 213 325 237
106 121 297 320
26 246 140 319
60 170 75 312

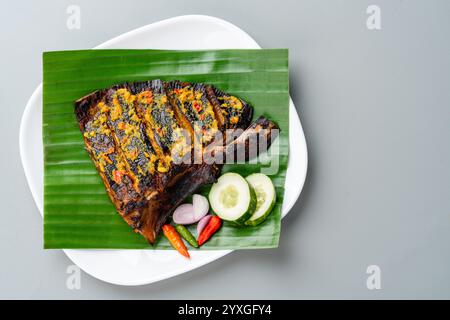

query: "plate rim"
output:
19 14 308 286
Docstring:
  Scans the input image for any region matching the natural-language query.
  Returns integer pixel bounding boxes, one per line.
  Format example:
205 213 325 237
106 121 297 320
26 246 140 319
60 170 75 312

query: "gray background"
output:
1 0 449 299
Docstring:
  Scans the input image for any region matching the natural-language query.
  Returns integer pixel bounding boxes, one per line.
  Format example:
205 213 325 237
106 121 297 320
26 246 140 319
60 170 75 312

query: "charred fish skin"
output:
132 80 193 190
133 80 172 157
74 93 145 229
203 115 280 164
103 87 161 197
206 85 253 131
224 115 279 162
133 80 192 172
74 88 160 241
165 81 219 146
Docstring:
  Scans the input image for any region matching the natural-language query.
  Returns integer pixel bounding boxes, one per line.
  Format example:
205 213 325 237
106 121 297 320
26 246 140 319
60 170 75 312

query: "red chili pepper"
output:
145 91 153 104
113 170 122 184
197 216 222 246
193 101 202 112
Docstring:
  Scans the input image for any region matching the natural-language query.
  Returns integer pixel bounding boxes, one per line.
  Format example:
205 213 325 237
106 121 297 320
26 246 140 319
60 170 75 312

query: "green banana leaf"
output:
43 49 289 249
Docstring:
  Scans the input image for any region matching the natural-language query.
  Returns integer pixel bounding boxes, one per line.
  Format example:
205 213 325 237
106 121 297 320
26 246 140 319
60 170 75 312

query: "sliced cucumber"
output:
245 173 276 226
209 173 256 225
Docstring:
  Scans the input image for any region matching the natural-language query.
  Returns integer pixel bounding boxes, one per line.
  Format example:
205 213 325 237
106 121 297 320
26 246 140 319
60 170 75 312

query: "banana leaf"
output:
43 49 289 249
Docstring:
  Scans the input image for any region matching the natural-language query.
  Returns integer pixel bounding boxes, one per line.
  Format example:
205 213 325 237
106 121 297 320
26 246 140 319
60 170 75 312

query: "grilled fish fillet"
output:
75 80 278 244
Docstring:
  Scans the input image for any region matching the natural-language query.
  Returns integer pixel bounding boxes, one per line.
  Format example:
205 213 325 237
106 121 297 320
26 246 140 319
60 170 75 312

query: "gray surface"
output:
0 0 449 299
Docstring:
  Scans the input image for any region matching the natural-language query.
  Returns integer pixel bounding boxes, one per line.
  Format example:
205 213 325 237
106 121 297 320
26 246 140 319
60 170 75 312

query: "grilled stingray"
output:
75 80 279 244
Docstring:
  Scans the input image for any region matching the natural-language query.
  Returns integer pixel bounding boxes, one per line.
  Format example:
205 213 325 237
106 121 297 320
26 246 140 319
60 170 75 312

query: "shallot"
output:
197 214 213 235
172 203 196 225
193 194 209 220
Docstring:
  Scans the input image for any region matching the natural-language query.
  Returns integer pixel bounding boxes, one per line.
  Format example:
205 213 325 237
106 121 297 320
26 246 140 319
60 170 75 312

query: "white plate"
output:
19 15 308 286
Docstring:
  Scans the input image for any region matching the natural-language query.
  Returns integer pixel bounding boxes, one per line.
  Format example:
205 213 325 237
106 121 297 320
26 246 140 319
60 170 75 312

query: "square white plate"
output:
19 15 308 286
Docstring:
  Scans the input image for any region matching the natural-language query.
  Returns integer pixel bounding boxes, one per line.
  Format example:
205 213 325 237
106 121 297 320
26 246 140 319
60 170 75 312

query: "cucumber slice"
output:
209 173 256 225
245 173 276 226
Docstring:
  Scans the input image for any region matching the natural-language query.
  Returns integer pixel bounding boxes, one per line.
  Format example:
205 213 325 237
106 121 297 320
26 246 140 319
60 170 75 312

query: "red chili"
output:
113 170 122 184
197 216 222 246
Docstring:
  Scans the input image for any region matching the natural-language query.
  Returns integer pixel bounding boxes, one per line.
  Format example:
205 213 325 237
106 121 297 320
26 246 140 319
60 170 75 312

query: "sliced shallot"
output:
197 214 213 235
172 203 196 225
193 194 209 220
